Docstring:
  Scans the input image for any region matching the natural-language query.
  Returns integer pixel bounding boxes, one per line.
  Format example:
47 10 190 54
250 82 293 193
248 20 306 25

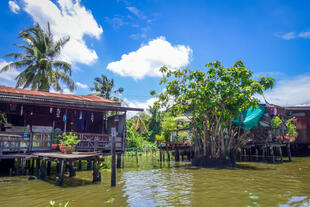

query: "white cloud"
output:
126 6 146 19
276 30 310 40
0 60 20 81
76 81 88 89
299 31 310 38
50 88 74 94
124 97 157 118
275 32 296 40
261 75 310 106
8 1 20 14
104 16 128 29
23 0 103 65
107 36 192 79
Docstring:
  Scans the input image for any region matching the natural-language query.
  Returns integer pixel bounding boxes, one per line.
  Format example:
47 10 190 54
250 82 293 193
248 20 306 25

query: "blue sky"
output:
1 0 310 113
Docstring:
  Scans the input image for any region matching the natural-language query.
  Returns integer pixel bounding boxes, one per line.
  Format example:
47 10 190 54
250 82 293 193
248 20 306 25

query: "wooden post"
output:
47 161 51 175
135 148 139 167
166 146 170 161
78 160 82 171
36 158 40 178
255 148 259 161
111 127 116 187
40 159 47 180
117 153 121 168
181 151 184 161
29 125 33 152
57 160 65 186
69 161 75 177
159 147 163 162
21 158 26 175
30 159 34 175
287 143 292 162
56 162 60 173
162 147 165 161
92 159 101 182
262 147 265 162
279 146 283 163
270 146 275 163
16 158 21 176
87 160 92 170
175 147 180 161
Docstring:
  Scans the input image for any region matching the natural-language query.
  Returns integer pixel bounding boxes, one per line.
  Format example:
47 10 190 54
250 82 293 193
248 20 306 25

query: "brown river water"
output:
0 154 310 207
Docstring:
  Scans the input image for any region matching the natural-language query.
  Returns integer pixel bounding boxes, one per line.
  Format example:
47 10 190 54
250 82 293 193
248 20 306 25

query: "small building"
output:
285 106 310 154
0 85 142 154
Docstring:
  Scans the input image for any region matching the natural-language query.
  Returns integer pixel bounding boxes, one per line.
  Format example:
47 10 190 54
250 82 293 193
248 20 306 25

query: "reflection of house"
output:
0 86 142 154
285 106 310 154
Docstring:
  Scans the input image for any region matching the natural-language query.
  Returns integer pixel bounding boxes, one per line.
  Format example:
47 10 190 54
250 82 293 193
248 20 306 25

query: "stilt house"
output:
0 85 142 154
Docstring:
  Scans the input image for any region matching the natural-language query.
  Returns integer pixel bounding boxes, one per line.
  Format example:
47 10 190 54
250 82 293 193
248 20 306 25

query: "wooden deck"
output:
32 152 102 160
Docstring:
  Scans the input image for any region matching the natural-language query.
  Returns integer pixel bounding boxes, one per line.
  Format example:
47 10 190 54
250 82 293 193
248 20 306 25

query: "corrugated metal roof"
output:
0 85 118 104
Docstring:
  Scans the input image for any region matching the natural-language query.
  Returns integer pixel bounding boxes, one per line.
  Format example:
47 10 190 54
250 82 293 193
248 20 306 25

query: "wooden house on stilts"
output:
0 85 142 184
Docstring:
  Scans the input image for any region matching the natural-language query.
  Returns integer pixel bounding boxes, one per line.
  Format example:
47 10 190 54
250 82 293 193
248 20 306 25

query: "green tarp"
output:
232 104 266 130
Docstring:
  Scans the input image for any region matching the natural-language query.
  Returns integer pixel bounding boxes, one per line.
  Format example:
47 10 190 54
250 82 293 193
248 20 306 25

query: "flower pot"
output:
52 144 58 150
63 145 76 154
59 144 66 153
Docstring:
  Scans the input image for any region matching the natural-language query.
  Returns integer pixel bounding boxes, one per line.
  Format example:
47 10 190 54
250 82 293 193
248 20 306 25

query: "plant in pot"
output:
284 118 297 142
271 116 282 140
51 128 62 150
59 132 80 154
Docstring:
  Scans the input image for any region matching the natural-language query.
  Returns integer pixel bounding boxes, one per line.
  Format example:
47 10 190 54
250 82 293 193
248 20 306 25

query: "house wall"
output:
291 110 310 144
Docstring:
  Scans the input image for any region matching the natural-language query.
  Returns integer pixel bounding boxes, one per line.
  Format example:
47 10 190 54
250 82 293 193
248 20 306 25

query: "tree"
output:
91 74 124 101
1 23 74 92
153 60 274 165
148 104 162 142
130 112 150 135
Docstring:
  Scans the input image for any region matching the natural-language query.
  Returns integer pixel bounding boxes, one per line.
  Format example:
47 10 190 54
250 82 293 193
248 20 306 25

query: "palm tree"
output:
91 74 124 101
0 23 74 92
130 112 150 135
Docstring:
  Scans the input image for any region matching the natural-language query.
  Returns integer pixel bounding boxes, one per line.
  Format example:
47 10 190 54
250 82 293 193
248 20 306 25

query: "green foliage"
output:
60 132 80 147
130 112 150 135
100 162 111 169
91 74 124 100
153 60 275 158
52 128 62 144
0 112 7 125
126 121 156 148
286 118 297 139
155 134 165 142
271 116 282 129
1 23 74 92
148 105 162 142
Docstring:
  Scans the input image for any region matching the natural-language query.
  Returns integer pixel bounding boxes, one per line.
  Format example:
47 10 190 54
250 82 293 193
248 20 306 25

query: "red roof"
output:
0 85 119 104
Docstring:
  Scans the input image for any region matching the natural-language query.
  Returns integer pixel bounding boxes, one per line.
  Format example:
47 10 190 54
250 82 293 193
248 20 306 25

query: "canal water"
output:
0 154 310 207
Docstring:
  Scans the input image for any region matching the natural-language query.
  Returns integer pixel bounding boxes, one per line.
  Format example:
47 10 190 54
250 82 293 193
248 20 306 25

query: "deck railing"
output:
76 133 123 152
0 132 124 153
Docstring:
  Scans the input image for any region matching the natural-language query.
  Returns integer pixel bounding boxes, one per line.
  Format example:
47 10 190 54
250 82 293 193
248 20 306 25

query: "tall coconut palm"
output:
130 112 150 135
91 74 124 101
0 23 75 92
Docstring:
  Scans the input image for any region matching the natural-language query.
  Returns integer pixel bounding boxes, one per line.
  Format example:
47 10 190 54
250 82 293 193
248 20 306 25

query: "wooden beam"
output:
57 160 65 186
111 128 116 187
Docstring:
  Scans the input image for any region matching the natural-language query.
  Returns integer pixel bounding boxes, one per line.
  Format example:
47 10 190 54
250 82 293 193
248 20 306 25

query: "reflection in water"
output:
0 155 310 207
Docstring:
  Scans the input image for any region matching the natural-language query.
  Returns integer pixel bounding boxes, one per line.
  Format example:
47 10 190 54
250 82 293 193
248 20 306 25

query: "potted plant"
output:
60 132 80 154
51 128 62 150
285 118 297 142
271 116 282 140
